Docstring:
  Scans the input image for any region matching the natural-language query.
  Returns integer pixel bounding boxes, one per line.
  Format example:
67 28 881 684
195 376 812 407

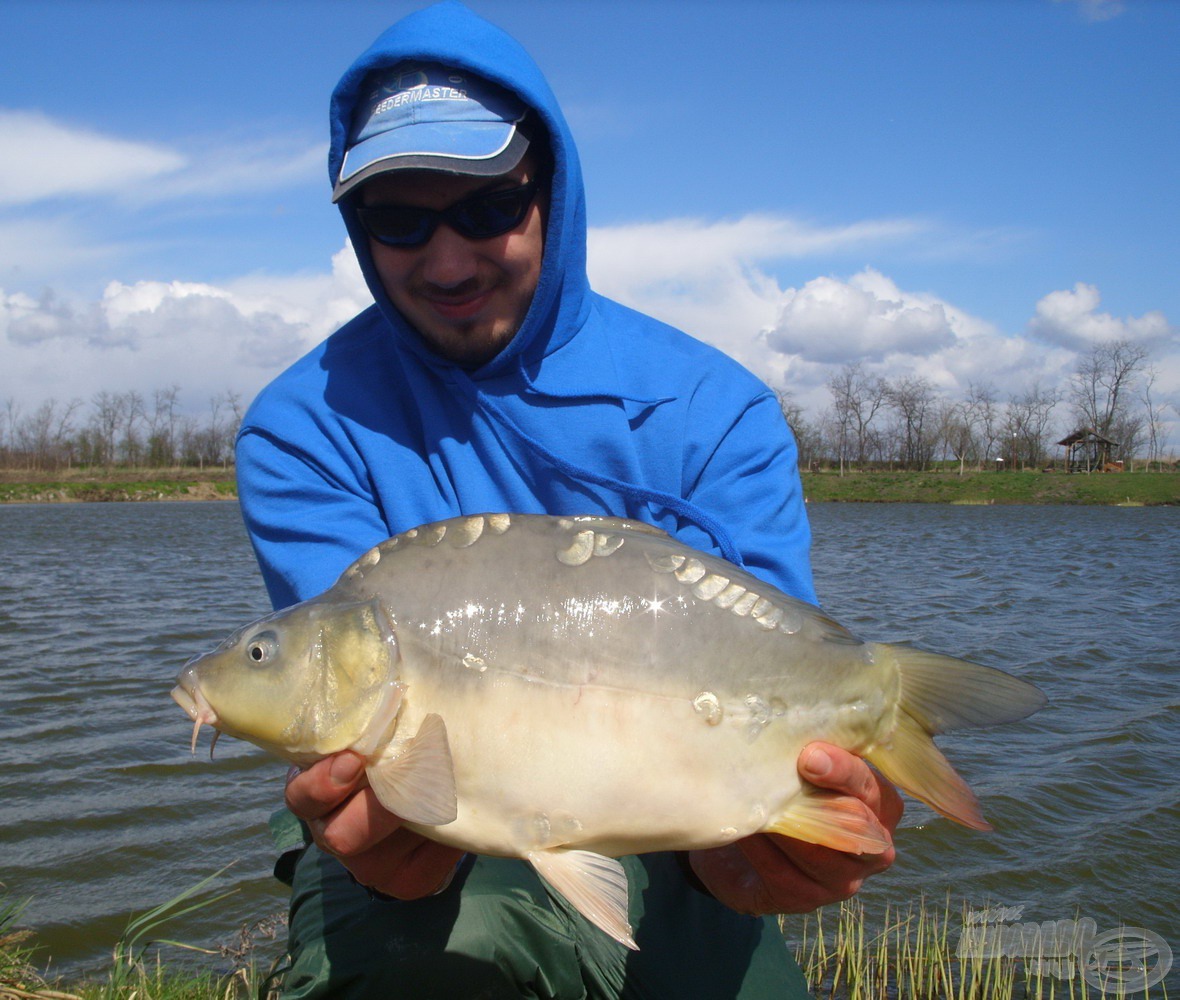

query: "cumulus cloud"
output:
1029 282 1173 351
0 243 370 412
588 215 1162 418
764 271 955 364
587 213 930 382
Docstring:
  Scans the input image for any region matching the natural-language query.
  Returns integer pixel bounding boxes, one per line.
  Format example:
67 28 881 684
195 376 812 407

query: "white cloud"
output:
3 208 1177 455
1054 0 1125 23
0 243 370 413
136 137 327 204
0 108 324 211
0 110 185 207
765 271 955 364
589 215 1175 427
1029 282 1174 351
587 213 930 382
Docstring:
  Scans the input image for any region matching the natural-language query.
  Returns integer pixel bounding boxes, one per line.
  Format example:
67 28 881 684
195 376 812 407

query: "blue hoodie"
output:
236 0 816 613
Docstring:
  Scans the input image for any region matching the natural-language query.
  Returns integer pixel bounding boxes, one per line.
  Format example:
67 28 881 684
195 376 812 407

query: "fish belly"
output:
395 665 844 859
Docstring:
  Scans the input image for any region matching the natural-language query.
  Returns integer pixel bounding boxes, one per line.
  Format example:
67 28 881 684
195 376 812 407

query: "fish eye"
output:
245 631 279 666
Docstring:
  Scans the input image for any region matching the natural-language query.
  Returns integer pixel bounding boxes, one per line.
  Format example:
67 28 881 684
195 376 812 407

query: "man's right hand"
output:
285 751 466 899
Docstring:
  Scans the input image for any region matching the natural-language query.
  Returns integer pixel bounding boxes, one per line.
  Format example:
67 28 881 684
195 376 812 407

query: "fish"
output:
172 512 1045 950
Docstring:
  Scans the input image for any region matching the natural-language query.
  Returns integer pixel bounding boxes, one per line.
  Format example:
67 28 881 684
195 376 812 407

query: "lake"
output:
1 501 1176 991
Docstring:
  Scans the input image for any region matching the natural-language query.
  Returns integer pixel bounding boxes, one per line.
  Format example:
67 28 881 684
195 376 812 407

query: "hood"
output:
329 1 590 380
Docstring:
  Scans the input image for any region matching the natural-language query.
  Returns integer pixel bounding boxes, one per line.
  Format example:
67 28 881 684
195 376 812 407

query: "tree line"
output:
0 386 243 472
782 338 1173 473
1 339 1174 475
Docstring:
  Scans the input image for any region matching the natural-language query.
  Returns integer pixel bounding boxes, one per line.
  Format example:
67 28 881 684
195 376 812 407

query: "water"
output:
1 501 1177 990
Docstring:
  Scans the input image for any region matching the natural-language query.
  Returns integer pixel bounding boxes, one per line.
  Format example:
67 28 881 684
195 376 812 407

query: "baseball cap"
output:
333 63 531 202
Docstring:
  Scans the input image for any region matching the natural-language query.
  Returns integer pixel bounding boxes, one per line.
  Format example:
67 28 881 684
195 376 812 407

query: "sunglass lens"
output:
360 206 435 247
454 188 532 239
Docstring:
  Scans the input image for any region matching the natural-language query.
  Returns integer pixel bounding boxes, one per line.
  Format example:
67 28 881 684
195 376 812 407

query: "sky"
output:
2 0 1178 450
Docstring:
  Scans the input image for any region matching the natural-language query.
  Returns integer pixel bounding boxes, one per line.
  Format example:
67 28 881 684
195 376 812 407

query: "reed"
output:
788 896 1170 999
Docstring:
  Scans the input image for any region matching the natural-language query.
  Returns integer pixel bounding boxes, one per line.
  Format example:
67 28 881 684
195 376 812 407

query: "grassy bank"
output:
5 893 1164 999
0 877 280 1000
3 467 1177 507
0 468 235 504
802 469 1179 506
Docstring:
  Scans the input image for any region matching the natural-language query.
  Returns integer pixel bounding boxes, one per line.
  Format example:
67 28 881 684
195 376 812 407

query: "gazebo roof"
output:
1056 428 1120 448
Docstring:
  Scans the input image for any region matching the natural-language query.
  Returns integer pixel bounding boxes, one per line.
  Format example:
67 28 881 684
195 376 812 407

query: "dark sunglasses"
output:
355 178 542 249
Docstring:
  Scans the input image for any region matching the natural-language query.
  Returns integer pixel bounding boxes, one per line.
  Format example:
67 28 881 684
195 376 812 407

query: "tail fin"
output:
863 646 1045 831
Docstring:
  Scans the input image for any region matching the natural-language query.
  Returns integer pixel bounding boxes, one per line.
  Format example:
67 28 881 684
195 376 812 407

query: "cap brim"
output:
333 124 528 202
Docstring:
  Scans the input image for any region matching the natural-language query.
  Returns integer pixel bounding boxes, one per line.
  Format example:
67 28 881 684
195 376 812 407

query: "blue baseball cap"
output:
333 63 531 202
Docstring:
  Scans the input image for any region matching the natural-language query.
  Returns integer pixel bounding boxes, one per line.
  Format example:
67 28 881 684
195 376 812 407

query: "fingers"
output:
733 833 873 913
799 742 905 832
283 751 464 900
286 754 405 856
285 751 368 821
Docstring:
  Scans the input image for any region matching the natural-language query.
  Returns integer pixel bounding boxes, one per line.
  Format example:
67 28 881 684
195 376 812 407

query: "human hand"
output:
688 742 903 915
285 751 465 899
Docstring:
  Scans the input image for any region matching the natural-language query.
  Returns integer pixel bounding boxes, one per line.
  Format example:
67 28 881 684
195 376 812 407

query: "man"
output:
237 3 901 997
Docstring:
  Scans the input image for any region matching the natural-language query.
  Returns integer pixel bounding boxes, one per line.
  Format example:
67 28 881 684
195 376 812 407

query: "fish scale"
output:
173 512 1045 950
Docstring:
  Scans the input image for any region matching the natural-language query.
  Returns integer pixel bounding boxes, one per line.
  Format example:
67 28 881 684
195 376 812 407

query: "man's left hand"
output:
688 742 903 915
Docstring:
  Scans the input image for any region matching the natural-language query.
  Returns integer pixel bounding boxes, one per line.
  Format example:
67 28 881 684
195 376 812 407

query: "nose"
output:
418 222 481 289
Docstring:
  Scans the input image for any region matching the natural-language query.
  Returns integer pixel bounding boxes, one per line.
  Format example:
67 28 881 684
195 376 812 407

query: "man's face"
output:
360 154 547 368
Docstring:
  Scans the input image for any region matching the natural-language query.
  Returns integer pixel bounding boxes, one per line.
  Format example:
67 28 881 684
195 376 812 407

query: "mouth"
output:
171 668 220 756
424 289 493 321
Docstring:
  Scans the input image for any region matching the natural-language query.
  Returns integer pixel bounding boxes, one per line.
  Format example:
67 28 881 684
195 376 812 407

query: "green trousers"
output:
270 837 810 999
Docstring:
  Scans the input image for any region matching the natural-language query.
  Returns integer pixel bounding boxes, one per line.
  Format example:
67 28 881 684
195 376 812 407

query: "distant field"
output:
801 469 1179 506
0 467 236 503
1 466 1177 506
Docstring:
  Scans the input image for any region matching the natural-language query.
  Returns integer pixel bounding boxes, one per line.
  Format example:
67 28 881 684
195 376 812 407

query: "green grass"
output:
2 466 1177 507
0 467 235 504
0 872 282 1000
7 883 1169 999
801 470 1179 506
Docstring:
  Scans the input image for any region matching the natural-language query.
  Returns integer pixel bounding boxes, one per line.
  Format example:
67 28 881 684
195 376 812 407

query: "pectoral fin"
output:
765 785 891 855
527 849 637 951
366 713 457 826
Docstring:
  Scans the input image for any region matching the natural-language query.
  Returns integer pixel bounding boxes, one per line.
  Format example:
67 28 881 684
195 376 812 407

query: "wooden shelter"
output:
1057 429 1120 473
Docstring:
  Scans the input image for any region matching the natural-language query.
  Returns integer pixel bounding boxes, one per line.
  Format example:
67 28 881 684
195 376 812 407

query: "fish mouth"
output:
171 665 220 756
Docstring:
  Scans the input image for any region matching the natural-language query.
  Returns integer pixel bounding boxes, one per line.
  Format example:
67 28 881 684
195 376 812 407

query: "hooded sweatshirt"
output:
236 0 816 613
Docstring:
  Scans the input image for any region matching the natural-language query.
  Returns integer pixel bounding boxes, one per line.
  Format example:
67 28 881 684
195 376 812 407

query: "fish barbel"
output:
172 513 1044 949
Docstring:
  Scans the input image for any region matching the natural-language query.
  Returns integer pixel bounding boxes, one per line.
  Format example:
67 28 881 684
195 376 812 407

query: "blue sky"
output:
2 0 1177 448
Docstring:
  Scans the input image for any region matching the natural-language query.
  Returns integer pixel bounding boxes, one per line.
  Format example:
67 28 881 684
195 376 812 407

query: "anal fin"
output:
864 710 990 831
366 713 458 827
765 785 891 855
528 849 637 951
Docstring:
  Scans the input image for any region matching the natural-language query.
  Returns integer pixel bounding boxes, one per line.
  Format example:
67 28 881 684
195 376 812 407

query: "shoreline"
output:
1 469 1177 506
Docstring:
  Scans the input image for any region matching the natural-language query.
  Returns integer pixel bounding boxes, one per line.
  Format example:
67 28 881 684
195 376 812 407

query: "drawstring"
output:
467 372 744 566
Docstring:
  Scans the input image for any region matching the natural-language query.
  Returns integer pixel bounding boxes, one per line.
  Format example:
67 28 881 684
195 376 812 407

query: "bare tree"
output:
88 391 128 466
1140 366 1167 469
147 385 182 466
826 363 887 474
120 390 146 466
1069 339 1149 446
964 382 1001 466
937 399 975 475
1005 382 1060 469
883 375 939 470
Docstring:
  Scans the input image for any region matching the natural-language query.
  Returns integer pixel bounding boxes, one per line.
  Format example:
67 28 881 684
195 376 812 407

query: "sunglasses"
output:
355 178 542 249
